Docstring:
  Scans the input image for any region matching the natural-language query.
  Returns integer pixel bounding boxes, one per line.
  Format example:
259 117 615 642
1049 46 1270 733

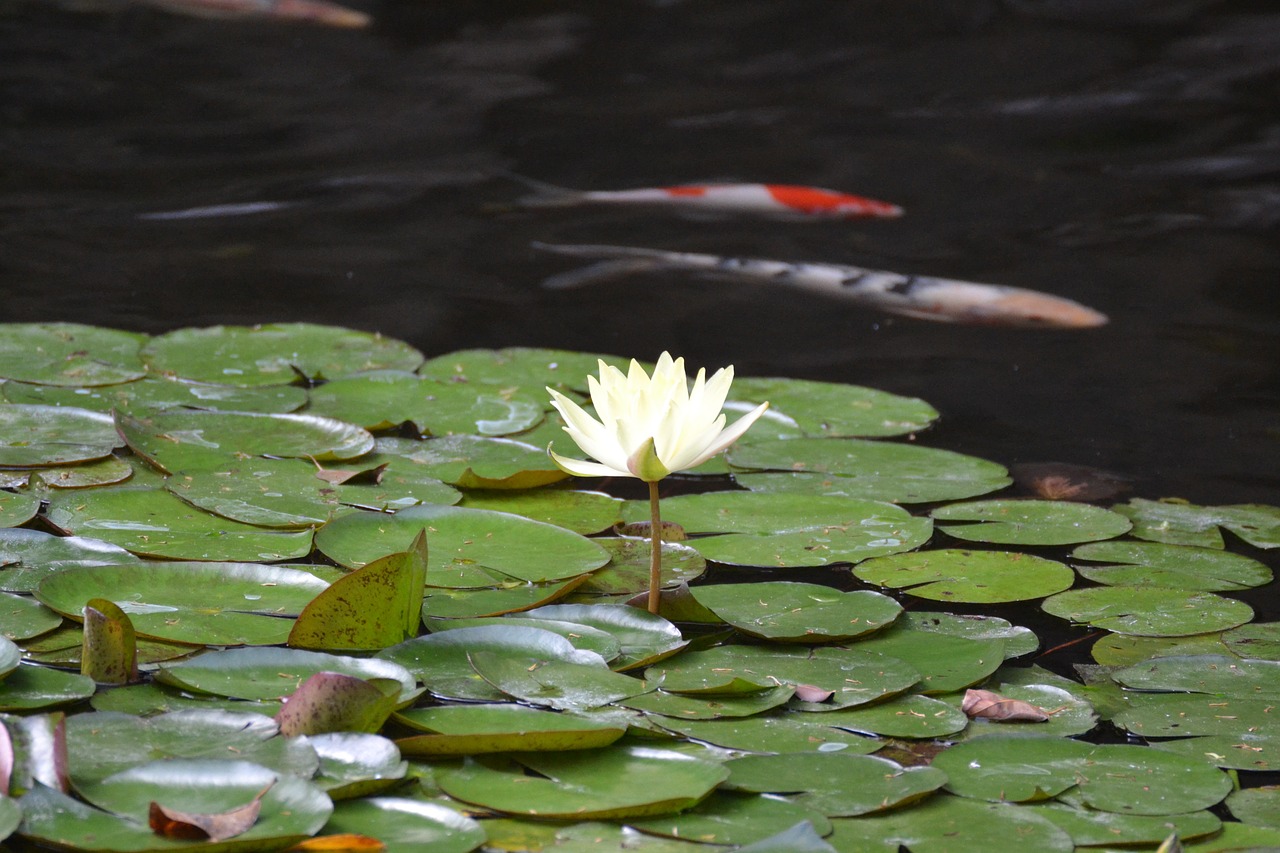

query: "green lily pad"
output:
1110 654 1280 698
903 611 1039 659
1115 498 1280 550
814 693 969 738
0 592 61 641
1024 802 1222 847
44 487 315 561
0 530 142 595
141 323 423 386
933 734 1232 814
1071 541 1273 591
375 435 568 490
1226 785 1280 829
0 323 146 387
519 603 688 671
35 561 328 646
22 455 135 490
422 576 592 619
309 732 408 800
418 346 632 393
154 647 417 702
931 499 1131 545
425 615 622 663
620 686 796 720
65 709 320 787
652 713 883 754
393 703 626 757
1041 587 1254 637
850 625 1006 694
0 794 16 843
1223 622 1280 661
728 376 939 438
828 794 1074 853
77 758 332 836
0 636 19 680
0 405 121 467
118 409 375 471
730 437 1010 503
725 751 947 816
1149 731 1280 772
321 797 487 853
645 644 919 710
0 663 95 711
87 683 280 717
579 538 707 595
1112 692 1279 737
629 791 832 846
315 503 610 586
458 488 621 532
854 549 1075 603
3 376 308 414
307 370 546 436
274 671 402 737
689 582 902 643
0 494 39 528
378 625 601 703
289 530 427 652
1090 632 1232 666
468 650 651 712
435 745 728 819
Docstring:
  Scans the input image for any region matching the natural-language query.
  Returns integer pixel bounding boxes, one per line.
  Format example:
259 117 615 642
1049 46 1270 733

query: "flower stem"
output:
647 480 662 615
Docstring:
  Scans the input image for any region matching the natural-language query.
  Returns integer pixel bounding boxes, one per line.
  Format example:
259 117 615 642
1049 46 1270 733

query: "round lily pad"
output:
0 592 62 641
1041 587 1254 637
580 538 707 595
520 603 688 671
728 376 939 438
1226 786 1280 829
1109 654 1280 697
422 576 591 619
375 434 568 490
3 376 308 415
308 732 407 800
418 346 632 393
467 649 651 712
44 487 315 561
434 745 728 819
903 611 1039 659
1223 621 1280 661
652 713 883 754
1089 632 1231 666
931 499 1131 546
1115 498 1280 550
322 797 487 853
141 323 424 385
725 751 946 816
0 529 142 594
628 791 832 846
730 437 1010 503
0 493 39 528
315 503 610 586
689 582 902 642
0 322 146 387
0 405 121 467
393 703 626 757
1024 802 1221 848
154 647 417 702
458 488 621 532
35 562 327 646
850 624 1006 693
0 662 96 711
811 693 969 739
854 549 1075 603
1071 541 1273 591
306 370 545 436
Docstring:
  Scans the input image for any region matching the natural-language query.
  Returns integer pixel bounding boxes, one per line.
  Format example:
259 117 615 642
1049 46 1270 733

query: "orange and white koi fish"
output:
504 174 903 221
534 243 1108 329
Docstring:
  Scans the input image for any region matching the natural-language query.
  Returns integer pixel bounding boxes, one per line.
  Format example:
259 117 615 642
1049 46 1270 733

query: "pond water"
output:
3 2 1276 569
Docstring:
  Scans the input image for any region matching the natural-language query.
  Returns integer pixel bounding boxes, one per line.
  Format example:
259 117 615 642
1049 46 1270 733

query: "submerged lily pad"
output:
854 549 1075 603
141 323 423 385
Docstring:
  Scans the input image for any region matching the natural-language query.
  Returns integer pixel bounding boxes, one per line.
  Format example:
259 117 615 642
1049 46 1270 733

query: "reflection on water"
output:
1 1 1276 529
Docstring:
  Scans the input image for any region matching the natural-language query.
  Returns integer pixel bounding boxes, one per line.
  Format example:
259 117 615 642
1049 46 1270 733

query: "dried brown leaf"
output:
148 783 271 842
961 688 1050 722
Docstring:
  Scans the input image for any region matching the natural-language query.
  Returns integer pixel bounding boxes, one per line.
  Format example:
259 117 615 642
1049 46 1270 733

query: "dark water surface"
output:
3 0 1277 519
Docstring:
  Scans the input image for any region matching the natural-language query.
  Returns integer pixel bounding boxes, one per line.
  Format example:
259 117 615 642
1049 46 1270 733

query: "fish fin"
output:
541 259 663 290
494 171 587 208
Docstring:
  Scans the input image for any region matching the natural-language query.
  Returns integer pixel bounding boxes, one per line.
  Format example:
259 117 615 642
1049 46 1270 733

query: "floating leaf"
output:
417 346 632 393
0 494 39 529
851 625 1006 693
0 405 121 467
652 713 883 754
141 323 423 386
435 745 728 819
422 576 591 619
961 689 1050 722
392 703 625 757
467 650 651 712
308 732 407 801
828 795 1074 853
1090 632 1231 666
458 488 621 532
1110 654 1280 698
0 665 95 711
903 611 1039 659
931 499 1131 545
690 582 901 643
154 647 416 703
36 562 328 646
1223 622 1280 661
621 686 796 720
730 437 1009 503
274 673 400 737
425 615 622 663
306 371 545 436
0 323 146 387
854 549 1075 603
1115 498 1280 550
315 504 609 585
375 435 568 490
579 538 706 595
1024 802 1221 848
320 797 486 853
813 693 969 739
4 376 308 415
1041 587 1253 637
289 531 427 651
1071 541 1272 591
519 603 688 671
628 791 832 846
0 529 141 595
44 487 315 562
728 376 938 437
724 751 946 816
1226 786 1280 829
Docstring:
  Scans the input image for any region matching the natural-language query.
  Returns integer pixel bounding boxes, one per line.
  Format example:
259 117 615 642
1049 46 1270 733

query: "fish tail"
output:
495 171 587 208
540 259 665 290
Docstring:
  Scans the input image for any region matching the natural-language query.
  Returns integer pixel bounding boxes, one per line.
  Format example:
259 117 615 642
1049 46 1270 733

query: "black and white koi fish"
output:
533 242 1108 329
502 174 903 221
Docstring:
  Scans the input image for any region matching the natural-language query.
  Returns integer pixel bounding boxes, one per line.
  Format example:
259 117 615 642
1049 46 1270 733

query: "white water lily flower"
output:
547 352 769 482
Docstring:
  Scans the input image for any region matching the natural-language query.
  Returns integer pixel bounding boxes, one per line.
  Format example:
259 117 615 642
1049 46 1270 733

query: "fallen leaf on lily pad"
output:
961 688 1050 722
149 782 271 841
